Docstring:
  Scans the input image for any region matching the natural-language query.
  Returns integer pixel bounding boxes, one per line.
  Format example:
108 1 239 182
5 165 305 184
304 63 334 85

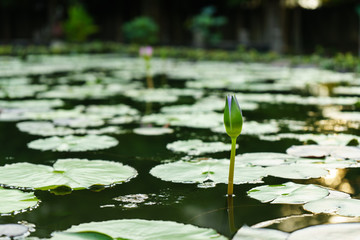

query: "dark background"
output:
0 0 359 54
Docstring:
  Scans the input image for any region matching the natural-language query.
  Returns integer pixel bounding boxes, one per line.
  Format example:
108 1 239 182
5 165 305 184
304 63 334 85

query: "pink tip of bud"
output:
139 46 153 57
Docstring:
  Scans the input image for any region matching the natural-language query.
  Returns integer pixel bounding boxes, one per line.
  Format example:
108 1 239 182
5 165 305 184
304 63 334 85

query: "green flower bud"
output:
224 94 243 138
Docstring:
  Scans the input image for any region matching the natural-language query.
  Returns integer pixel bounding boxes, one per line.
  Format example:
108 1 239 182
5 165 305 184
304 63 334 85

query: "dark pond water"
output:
0 55 360 239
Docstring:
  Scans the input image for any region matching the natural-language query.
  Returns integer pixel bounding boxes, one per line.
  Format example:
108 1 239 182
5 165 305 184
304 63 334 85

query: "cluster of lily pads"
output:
0 54 360 239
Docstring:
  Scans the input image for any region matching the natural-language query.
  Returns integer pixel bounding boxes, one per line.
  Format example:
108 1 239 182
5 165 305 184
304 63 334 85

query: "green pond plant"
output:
139 46 154 89
224 94 243 196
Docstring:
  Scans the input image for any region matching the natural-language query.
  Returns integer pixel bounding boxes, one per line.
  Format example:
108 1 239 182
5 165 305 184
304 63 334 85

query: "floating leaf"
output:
17 121 74 136
133 127 174 136
233 225 289 240
150 159 266 185
303 198 360 217
0 188 39 214
65 219 227 240
85 104 139 118
167 140 231 155
53 117 105 128
0 159 137 191
236 152 297 166
247 182 329 204
212 121 279 136
265 165 329 179
260 133 360 146
124 88 203 103
50 232 114 240
287 223 360 240
0 224 29 238
0 99 64 110
27 135 118 152
287 145 360 159
142 112 223 129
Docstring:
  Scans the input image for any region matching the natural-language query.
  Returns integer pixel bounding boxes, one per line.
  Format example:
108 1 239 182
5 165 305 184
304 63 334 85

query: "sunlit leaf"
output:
27 135 118 152
247 182 329 204
65 219 227 240
0 188 39 214
0 159 137 191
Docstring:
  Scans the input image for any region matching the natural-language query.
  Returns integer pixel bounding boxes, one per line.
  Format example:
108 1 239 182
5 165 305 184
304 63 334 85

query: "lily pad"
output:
287 145 360 159
150 159 266 185
85 104 139 118
0 188 39 214
17 121 74 136
65 219 227 240
167 139 232 155
124 88 203 103
247 182 329 204
53 117 105 128
212 121 279 136
235 152 297 166
260 133 360 146
288 223 360 240
233 225 289 240
133 127 174 136
0 99 64 110
265 165 329 179
50 232 114 240
0 159 137 190
303 198 360 217
28 135 118 152
142 112 223 129
0 224 29 238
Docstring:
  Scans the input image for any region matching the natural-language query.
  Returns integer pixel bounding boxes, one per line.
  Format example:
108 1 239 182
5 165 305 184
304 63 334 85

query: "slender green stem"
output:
227 137 237 196
227 195 236 233
145 58 154 89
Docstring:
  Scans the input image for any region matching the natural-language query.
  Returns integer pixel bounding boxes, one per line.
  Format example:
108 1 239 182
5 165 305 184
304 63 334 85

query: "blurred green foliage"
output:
188 6 227 46
63 4 98 42
122 17 159 45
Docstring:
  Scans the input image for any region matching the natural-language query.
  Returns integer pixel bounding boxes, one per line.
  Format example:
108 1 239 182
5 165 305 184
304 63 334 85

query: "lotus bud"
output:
224 94 243 139
139 46 153 58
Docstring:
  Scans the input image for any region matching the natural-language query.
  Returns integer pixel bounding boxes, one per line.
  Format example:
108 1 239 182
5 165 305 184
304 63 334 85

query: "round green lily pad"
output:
0 99 64 110
287 145 360 159
27 135 118 152
17 121 74 136
0 224 29 238
150 159 266 185
0 159 137 190
303 198 360 217
260 133 360 146
0 188 39 215
247 182 329 204
65 219 227 240
235 152 297 166
233 225 289 240
265 165 329 179
212 120 279 136
86 104 139 118
133 127 174 136
167 140 231 155
288 223 360 240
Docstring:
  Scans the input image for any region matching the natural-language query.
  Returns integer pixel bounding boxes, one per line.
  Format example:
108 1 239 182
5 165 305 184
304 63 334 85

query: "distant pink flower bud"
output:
139 46 153 57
